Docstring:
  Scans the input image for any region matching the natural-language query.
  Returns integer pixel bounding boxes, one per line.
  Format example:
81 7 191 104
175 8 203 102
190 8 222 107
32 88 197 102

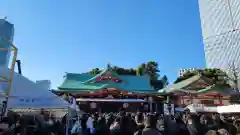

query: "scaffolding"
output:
0 36 18 118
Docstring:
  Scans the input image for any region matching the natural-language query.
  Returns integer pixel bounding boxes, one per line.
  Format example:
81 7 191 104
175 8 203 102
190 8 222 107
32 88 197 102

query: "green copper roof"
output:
196 85 235 95
196 85 218 94
58 69 155 92
158 75 234 95
158 74 202 93
83 67 118 83
0 76 8 82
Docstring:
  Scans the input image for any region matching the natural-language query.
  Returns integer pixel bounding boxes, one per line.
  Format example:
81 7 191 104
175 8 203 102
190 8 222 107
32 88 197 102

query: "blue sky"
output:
1 0 205 88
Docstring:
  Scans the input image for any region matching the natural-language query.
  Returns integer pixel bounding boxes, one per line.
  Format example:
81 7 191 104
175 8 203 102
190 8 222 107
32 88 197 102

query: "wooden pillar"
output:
218 95 222 105
182 96 184 105
190 95 193 104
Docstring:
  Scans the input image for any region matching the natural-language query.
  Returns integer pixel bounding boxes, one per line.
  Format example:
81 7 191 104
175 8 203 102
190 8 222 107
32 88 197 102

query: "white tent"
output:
0 66 70 109
217 105 240 113
185 104 217 113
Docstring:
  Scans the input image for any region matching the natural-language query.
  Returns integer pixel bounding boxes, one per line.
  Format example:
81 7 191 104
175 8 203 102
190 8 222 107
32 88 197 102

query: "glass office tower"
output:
198 0 240 71
0 19 14 67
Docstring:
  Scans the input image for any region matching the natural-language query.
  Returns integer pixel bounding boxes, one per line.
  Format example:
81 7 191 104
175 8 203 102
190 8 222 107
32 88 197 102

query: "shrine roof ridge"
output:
58 66 154 92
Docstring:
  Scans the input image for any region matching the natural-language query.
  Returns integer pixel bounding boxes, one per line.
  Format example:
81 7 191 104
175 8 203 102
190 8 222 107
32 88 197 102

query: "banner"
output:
7 97 68 109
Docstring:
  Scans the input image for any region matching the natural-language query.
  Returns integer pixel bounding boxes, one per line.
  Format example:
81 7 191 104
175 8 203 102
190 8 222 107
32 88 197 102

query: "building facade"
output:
54 65 162 112
160 74 233 107
198 0 240 71
36 80 51 90
0 19 14 67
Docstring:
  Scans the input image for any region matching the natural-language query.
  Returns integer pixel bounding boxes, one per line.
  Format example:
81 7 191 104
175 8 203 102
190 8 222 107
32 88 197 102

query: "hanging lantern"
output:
148 97 153 103
128 92 133 95
115 78 121 82
90 102 97 109
123 103 129 108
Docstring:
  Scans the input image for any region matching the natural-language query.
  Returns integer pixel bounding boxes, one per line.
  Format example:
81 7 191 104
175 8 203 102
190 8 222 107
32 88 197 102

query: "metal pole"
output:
16 60 22 75
66 107 69 135
0 37 18 118
3 46 17 117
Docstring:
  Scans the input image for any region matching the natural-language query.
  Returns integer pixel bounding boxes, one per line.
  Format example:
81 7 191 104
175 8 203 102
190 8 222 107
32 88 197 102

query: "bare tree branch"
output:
227 62 240 91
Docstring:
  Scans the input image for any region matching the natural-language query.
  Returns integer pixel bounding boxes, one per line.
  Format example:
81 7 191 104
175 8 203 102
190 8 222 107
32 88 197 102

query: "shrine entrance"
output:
100 102 122 112
77 98 147 113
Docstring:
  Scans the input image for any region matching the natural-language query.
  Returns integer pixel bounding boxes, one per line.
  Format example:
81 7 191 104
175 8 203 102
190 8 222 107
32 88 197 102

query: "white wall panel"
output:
198 0 234 39
199 0 240 71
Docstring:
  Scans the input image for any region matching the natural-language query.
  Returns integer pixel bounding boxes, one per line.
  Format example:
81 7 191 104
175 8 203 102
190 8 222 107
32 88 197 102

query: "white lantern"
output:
123 103 129 108
90 102 97 109
148 97 153 103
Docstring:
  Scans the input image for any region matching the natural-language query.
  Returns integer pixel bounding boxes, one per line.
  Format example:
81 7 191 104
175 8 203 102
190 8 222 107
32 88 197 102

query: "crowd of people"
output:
69 110 240 135
0 109 240 135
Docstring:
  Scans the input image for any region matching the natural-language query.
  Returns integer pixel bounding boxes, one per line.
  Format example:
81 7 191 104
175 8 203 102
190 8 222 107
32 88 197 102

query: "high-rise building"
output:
0 19 14 67
198 0 240 71
36 80 51 90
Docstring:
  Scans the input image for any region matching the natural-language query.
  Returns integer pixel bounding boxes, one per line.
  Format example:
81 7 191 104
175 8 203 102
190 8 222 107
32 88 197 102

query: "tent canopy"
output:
217 105 240 113
185 104 217 113
0 66 70 109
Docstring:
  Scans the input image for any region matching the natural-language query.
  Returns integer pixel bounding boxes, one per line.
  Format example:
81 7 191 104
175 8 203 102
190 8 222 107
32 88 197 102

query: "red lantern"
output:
115 79 121 83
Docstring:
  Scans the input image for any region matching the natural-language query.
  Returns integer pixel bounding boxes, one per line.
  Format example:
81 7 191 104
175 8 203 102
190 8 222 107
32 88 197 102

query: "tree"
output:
174 68 229 87
136 67 143 76
145 61 160 80
161 75 169 86
137 61 160 80
88 68 102 74
136 61 162 90
151 75 169 90
227 62 240 104
227 62 240 92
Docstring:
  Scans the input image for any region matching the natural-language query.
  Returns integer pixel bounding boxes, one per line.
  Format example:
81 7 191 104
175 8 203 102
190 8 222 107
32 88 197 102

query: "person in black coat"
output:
111 116 133 135
186 114 205 135
93 117 110 135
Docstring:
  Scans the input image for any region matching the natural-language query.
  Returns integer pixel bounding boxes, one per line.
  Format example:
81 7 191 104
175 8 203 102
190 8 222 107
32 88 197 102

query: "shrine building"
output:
159 74 235 107
53 65 163 112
